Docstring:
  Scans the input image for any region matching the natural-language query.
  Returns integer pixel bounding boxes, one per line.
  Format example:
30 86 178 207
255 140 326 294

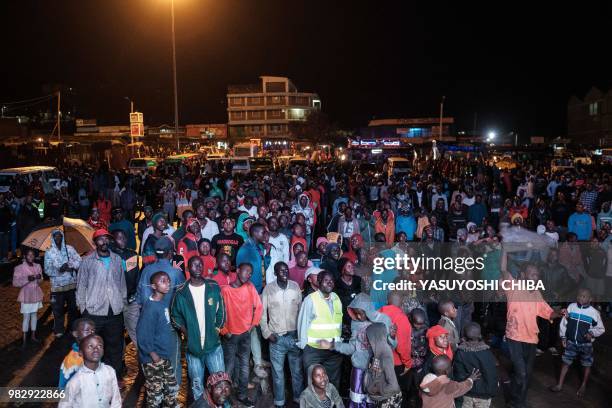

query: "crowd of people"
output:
5 152 612 408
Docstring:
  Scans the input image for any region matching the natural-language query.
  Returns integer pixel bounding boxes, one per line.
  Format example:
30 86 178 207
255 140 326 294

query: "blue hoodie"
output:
395 213 417 241
236 238 270 293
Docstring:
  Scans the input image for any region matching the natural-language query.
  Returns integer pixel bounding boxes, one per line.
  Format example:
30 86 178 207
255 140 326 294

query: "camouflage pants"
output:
143 358 179 407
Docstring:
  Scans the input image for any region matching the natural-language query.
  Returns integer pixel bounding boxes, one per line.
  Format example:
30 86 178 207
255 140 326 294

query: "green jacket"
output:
170 279 225 357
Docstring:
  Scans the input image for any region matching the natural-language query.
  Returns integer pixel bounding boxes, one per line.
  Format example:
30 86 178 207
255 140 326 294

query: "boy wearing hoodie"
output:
453 323 498 408
420 355 481 408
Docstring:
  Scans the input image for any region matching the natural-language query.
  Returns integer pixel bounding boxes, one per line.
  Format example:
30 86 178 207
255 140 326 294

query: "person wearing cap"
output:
108 207 136 251
192 371 232 408
238 196 258 218
44 229 82 338
141 212 175 266
297 270 344 390
172 208 195 244
76 229 127 377
137 236 185 307
303 266 323 297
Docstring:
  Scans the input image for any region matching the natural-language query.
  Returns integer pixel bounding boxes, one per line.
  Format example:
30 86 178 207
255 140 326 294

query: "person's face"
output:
308 273 319 288
319 273 335 294
576 203 584 213
446 304 457 319
189 257 204 279
145 209 153 219
91 208 100 220
311 367 329 391
430 216 438 227
522 265 540 283
189 221 201 235
331 246 341 260
342 261 355 276
229 199 238 210
95 235 109 252
275 263 289 284
603 202 611 212
243 219 254 233
345 208 353 219
74 322 95 341
258 206 268 218
53 232 63 248
196 205 207 219
113 210 123 222
293 224 305 238
350 236 360 249
252 226 265 242
268 217 279 232
199 241 211 256
296 251 308 268
411 316 426 331
397 233 407 243
210 381 231 405
182 211 194 225
113 231 127 249
152 274 171 294
435 333 449 349
351 308 367 321
339 203 347 214
81 336 104 363
25 250 36 264
237 264 252 284
270 201 279 212
217 254 231 272
223 218 234 234
155 216 167 231
296 213 306 226
279 215 289 228
577 289 592 306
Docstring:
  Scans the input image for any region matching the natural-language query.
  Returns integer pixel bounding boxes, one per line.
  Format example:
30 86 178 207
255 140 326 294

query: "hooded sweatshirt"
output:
298 364 344 408
236 213 252 242
364 322 401 402
597 206 612 230
43 229 82 291
453 340 498 399
334 293 394 369
292 194 315 235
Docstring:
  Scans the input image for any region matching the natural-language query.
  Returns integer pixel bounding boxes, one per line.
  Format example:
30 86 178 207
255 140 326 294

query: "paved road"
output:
0 261 609 407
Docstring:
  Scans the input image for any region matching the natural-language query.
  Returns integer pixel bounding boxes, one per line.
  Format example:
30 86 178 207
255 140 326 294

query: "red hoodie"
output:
379 304 412 368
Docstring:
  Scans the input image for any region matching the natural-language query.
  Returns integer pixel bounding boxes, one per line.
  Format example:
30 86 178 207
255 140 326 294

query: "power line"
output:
1 94 54 106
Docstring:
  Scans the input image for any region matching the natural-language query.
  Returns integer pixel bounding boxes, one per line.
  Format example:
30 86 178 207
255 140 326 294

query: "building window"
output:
247 97 263 106
268 110 283 119
589 102 598 116
230 97 244 106
269 124 282 133
247 110 264 120
230 111 245 120
249 125 262 134
266 96 284 105
266 82 286 92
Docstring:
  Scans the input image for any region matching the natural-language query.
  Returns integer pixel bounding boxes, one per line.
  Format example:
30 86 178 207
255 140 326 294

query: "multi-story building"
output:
568 87 612 146
227 76 320 146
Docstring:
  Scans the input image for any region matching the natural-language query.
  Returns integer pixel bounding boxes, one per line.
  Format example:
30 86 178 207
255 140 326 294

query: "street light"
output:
170 0 180 152
487 131 496 140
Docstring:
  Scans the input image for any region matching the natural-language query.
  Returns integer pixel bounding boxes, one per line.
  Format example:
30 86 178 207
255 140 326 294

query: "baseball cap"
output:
154 236 174 255
92 229 112 240
304 266 323 280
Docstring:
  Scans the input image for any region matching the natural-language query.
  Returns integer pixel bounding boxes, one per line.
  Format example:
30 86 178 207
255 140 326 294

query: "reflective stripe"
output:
310 323 342 330
307 336 341 343
350 390 367 403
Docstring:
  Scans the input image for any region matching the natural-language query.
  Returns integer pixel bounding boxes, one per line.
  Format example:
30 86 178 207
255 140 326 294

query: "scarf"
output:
426 325 453 360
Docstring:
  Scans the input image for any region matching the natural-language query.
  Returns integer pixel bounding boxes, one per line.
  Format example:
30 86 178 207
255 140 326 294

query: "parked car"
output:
0 166 59 193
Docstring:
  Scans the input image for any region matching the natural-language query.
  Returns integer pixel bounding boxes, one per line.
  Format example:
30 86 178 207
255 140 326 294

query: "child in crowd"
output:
437 300 459 352
365 322 403 407
59 318 96 389
420 355 481 408
59 334 122 408
299 364 345 408
12 247 43 347
136 271 179 407
289 250 311 290
198 238 217 278
453 323 499 408
550 288 605 397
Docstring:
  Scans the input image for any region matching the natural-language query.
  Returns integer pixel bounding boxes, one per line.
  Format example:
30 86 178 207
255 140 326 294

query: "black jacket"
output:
453 341 498 399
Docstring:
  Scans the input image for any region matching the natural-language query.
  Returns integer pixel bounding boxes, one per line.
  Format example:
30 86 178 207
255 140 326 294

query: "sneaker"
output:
548 347 559 356
54 333 64 339
535 348 544 356
238 397 256 408
254 364 267 378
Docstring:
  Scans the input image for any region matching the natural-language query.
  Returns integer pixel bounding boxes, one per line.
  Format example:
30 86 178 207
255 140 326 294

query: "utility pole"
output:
171 0 180 152
57 91 61 142
439 96 445 140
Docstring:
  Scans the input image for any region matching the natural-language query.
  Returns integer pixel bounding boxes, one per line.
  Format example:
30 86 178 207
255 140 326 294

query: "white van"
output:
128 157 158 175
0 166 60 193
231 157 251 175
387 157 411 178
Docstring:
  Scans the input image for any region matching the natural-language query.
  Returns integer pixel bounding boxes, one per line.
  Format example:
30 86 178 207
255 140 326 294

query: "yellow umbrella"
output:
22 217 95 254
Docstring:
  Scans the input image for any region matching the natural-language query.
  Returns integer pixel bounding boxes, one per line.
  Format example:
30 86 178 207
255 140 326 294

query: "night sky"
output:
1 0 610 136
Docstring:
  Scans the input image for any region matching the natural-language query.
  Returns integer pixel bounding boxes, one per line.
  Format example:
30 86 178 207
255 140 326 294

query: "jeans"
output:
0 231 8 259
250 325 263 366
82 310 125 377
507 339 536 408
10 224 17 254
269 332 303 406
302 345 343 390
123 302 140 347
222 331 251 400
186 345 225 401
50 289 78 335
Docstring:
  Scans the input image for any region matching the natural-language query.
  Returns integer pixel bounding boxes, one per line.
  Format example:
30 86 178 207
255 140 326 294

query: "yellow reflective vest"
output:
306 291 343 348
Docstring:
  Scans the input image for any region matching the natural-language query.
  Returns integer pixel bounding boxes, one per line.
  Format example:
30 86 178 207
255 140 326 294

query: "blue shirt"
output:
137 259 185 306
568 212 592 241
136 297 176 363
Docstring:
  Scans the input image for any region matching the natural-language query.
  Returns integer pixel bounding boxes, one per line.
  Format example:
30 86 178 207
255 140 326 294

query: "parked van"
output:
128 157 158 175
0 166 60 193
386 157 411 178
249 157 274 173
231 157 251 175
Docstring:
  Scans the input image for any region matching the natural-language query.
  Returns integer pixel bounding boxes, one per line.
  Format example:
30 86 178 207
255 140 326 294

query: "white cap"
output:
304 266 323 279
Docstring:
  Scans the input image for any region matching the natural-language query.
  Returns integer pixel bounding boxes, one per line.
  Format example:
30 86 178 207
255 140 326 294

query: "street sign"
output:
130 123 144 137
129 112 143 124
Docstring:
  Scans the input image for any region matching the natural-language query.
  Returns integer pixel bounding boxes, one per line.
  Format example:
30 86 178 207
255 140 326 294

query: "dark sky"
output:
1 0 610 136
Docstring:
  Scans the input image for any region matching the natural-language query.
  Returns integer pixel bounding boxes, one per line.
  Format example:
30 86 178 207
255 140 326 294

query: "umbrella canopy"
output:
22 217 95 254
